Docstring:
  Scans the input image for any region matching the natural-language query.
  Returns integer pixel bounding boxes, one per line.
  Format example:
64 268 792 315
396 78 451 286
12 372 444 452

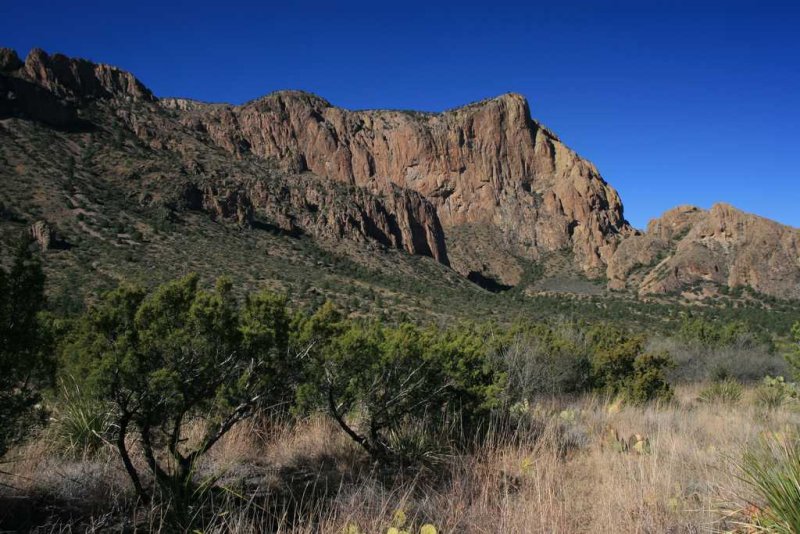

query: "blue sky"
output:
3 0 799 229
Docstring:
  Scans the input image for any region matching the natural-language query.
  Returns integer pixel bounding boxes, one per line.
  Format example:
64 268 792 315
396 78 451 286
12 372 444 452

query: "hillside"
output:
1 46 798 327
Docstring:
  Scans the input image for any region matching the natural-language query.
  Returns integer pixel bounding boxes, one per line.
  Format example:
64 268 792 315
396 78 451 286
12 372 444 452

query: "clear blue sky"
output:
3 0 799 229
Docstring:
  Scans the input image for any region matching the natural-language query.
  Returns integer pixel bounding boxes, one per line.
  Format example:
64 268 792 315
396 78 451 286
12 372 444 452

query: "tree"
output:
299 316 445 461
587 324 673 403
295 307 503 463
0 239 52 457
786 321 800 379
60 275 295 513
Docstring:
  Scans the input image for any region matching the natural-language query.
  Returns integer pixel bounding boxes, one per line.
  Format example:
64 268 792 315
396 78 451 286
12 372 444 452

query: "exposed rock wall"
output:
1 47 153 103
608 204 800 298
6 46 797 299
186 175 449 264
189 91 633 278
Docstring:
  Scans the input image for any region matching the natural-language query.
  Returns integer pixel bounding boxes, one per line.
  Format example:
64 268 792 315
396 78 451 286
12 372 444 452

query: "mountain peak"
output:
13 47 155 102
0 47 23 72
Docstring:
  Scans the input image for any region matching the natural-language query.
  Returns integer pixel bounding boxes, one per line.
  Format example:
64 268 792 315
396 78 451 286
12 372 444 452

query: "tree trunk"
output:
116 412 148 503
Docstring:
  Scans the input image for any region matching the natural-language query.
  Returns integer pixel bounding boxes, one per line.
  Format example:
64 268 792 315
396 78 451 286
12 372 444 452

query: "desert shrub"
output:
427 323 507 418
678 316 770 349
739 434 800 533
59 274 297 520
586 325 673 403
295 307 503 463
755 376 796 410
785 322 800 380
650 316 783 383
296 315 449 462
498 322 590 401
698 378 743 404
650 336 786 383
0 239 53 457
626 351 674 404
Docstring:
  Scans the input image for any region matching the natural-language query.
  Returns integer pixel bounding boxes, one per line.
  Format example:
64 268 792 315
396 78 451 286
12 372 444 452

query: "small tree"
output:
786 321 800 379
296 306 502 463
0 239 52 457
588 325 673 403
299 318 445 460
61 275 294 512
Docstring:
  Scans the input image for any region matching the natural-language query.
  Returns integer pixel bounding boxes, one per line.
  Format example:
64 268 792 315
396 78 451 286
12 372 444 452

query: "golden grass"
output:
2 384 799 532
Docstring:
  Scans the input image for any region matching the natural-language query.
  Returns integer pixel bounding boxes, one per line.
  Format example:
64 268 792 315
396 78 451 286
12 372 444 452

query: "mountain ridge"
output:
1 46 798 301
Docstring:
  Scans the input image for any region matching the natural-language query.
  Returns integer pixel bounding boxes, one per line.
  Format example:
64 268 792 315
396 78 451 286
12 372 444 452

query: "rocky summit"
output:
1 47 798 302
608 203 800 299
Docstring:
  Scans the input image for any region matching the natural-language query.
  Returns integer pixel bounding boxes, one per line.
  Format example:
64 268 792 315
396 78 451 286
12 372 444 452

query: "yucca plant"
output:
698 378 743 404
755 376 796 410
756 386 789 410
386 418 454 470
51 378 113 458
738 434 800 533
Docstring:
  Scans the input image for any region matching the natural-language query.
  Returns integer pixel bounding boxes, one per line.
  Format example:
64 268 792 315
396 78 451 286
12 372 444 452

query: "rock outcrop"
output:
1 47 154 103
608 204 800 299
184 175 449 264
29 220 67 250
183 90 633 281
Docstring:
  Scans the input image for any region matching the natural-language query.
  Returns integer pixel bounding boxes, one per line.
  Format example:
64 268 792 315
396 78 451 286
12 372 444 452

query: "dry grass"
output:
2 385 799 532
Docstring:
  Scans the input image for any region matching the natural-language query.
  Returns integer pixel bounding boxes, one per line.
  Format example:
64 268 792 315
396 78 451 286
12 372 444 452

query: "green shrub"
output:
0 239 53 457
698 379 743 404
785 322 800 380
295 307 503 463
627 351 674 404
678 316 769 349
59 274 297 519
739 434 800 533
587 325 673 403
755 376 796 410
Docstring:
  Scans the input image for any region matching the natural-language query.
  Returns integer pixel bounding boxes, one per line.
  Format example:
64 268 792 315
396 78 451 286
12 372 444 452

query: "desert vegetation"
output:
1 239 800 532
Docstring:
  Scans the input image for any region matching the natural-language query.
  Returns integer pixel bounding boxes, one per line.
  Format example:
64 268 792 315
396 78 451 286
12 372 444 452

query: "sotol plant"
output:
698 378 743 404
739 434 800 533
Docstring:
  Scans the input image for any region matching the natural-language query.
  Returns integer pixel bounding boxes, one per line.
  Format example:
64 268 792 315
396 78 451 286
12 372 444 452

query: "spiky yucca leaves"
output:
698 378 743 404
755 376 796 410
51 378 113 458
739 434 800 533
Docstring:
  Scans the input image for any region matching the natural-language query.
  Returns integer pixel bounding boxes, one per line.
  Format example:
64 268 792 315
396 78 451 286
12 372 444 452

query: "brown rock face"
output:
18 48 154 102
186 90 632 280
29 220 67 250
608 204 800 298
0 48 23 72
185 174 449 264
1 47 153 128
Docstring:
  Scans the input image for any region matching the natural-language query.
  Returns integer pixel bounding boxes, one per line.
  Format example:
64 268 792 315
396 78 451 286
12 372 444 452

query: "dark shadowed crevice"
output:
467 271 513 293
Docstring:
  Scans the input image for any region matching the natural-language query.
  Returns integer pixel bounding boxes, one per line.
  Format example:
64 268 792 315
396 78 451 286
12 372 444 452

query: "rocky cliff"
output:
181 90 632 282
608 204 800 299
2 46 798 300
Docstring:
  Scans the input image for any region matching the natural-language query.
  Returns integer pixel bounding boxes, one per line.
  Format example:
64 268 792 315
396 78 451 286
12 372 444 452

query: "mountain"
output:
167 90 632 284
608 204 800 299
0 47 798 309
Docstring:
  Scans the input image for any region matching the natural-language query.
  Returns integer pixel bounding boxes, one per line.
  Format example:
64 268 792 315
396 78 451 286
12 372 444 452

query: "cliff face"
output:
3 46 797 300
17 48 154 102
608 204 800 299
185 91 632 281
0 47 152 129
190 176 449 264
